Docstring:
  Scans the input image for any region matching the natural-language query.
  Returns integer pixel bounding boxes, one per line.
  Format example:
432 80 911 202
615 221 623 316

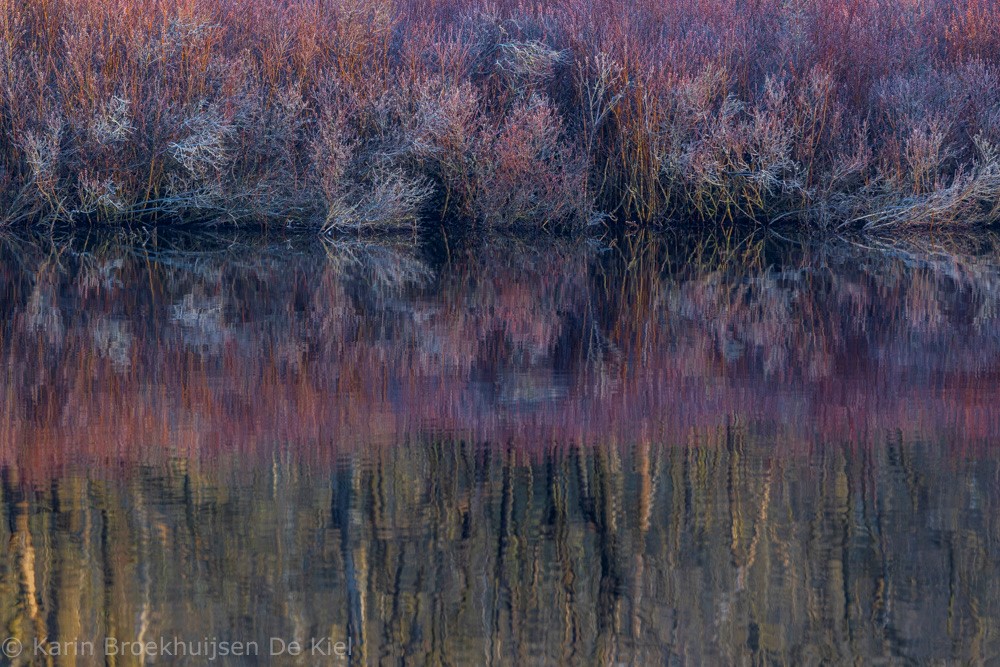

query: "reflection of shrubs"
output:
3 0 1000 232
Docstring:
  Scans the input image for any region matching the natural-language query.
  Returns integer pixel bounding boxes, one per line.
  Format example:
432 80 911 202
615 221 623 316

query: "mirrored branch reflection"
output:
1 230 1000 663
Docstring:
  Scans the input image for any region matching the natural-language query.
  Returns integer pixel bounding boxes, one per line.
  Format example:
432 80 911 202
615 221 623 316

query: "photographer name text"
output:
2 636 353 660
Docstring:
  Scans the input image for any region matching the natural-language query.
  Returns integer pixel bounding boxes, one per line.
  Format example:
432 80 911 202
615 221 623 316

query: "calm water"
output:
1 230 1000 665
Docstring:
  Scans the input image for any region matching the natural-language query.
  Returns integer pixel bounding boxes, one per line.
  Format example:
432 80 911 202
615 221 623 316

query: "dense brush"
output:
1 0 999 232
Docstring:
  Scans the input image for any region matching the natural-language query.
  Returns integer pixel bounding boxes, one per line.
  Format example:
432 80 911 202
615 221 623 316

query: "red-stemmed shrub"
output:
1 0 999 231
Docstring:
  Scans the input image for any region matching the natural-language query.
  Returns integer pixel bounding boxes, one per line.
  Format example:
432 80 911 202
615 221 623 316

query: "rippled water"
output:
2 230 999 664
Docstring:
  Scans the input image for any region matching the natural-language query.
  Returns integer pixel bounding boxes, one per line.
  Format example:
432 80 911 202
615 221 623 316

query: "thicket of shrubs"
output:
1 0 999 232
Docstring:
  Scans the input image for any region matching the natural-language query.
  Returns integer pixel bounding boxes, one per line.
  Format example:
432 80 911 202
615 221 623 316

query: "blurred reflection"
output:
1 229 999 663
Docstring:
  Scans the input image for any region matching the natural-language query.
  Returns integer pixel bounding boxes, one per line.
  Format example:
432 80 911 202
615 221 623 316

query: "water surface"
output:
2 230 999 664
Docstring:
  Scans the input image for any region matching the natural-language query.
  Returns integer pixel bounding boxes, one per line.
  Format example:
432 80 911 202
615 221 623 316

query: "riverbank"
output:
2 0 999 233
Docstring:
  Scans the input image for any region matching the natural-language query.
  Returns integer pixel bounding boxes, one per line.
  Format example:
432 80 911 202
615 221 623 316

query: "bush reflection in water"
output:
1 231 1000 664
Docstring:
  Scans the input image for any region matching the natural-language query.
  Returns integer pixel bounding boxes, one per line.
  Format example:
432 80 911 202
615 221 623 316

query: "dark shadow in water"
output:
1 229 999 664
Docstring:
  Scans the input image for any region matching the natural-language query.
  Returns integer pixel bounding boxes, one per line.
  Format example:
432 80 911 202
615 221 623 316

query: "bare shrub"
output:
2 0 1000 233
323 170 433 232
409 79 481 213
474 95 587 228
